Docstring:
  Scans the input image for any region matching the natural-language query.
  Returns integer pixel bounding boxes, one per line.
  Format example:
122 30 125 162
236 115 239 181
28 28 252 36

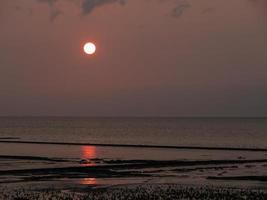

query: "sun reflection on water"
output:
80 177 97 185
79 146 98 185
82 146 96 159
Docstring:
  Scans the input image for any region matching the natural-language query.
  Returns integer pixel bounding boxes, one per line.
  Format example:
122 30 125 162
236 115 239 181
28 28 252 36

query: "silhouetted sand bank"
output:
1 140 267 151
1 184 266 200
1 158 267 184
1 158 267 174
0 155 69 162
208 176 267 181
0 137 20 140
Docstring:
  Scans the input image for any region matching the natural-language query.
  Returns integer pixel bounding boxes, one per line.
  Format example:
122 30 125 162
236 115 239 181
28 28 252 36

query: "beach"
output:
1 184 267 200
0 117 267 199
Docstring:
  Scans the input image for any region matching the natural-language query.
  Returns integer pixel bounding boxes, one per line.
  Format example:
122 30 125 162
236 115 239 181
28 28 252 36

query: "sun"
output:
83 42 96 55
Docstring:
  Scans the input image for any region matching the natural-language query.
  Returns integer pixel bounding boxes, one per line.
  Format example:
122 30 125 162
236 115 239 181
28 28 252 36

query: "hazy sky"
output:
1 0 267 116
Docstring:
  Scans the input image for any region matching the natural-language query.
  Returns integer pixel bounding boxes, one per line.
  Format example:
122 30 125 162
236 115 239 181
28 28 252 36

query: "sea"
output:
0 117 267 188
0 117 267 148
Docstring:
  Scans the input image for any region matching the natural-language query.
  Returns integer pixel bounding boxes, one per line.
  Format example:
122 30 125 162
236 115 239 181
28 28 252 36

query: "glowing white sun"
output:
83 42 96 55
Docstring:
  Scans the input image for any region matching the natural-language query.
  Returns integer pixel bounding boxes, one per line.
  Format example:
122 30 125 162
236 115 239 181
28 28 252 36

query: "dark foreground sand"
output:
1 184 267 200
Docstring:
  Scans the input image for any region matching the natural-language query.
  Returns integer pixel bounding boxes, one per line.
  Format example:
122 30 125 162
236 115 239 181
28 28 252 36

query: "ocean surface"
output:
0 117 267 148
0 117 267 189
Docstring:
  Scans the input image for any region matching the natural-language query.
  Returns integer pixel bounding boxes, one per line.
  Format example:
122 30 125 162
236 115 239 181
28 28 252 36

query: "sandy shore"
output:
1 155 267 184
1 184 267 200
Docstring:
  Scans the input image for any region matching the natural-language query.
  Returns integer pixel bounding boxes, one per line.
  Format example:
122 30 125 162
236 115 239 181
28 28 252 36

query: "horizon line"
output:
0 115 267 119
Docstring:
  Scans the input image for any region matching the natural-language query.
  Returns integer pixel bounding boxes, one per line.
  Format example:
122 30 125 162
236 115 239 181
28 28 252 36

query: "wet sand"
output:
1 142 267 199
1 155 267 184
1 118 267 199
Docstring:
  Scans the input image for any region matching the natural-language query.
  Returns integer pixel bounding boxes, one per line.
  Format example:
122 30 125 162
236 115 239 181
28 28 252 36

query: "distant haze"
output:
1 0 267 116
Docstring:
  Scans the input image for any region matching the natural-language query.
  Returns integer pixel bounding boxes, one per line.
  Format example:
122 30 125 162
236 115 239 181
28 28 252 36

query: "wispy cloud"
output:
8 0 192 21
171 2 191 18
36 0 57 6
81 0 126 15
81 0 191 17
35 0 62 22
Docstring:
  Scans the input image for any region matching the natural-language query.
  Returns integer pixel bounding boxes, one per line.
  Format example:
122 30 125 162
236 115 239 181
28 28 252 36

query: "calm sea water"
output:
1 117 267 189
0 117 266 148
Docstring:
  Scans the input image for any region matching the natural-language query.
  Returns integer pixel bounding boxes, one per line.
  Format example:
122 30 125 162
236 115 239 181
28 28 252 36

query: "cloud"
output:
36 0 57 6
6 0 191 21
35 0 62 22
171 2 191 18
81 0 191 17
81 0 126 15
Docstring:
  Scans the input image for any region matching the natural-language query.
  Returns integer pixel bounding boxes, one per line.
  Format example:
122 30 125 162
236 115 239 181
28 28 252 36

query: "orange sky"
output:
0 0 267 116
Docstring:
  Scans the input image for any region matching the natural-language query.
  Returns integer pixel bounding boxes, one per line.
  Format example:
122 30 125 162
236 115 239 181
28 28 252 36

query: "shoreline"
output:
1 156 267 184
1 140 267 152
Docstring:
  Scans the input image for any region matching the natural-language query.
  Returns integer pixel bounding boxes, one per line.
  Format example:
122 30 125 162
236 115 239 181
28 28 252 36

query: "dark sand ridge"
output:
1 140 267 152
1 155 267 172
1 156 267 185
0 137 20 140
0 155 69 162
1 157 267 180
207 176 267 181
